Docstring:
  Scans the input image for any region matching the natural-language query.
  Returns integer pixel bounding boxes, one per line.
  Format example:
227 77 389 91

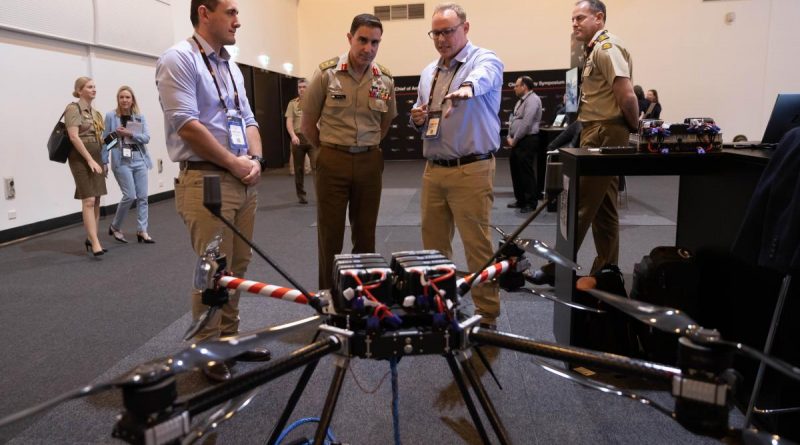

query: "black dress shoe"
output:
235 347 272 362
202 362 232 383
506 201 522 209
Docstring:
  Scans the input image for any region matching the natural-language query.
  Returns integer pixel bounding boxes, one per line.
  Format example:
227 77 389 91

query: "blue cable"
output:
274 417 336 445
390 357 401 445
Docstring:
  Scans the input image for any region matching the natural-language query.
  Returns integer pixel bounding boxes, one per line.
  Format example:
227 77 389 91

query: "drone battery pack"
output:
391 250 457 306
333 254 393 310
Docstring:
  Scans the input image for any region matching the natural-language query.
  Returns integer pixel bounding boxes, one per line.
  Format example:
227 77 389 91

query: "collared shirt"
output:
65 99 103 141
155 33 258 162
508 90 542 146
578 29 633 122
412 41 504 160
302 53 397 147
285 97 303 134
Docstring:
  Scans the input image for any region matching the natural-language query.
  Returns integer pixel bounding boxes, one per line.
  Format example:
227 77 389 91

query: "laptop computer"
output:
733 93 800 148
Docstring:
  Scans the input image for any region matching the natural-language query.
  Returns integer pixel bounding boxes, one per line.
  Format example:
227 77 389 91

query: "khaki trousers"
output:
175 169 258 341
577 121 628 273
292 135 318 199
315 145 384 289
420 158 500 324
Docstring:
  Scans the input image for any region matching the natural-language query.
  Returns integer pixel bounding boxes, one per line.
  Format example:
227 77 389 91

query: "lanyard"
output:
427 61 464 109
514 92 531 114
192 36 241 113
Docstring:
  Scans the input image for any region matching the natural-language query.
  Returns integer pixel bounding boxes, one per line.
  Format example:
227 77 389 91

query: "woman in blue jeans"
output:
102 86 155 244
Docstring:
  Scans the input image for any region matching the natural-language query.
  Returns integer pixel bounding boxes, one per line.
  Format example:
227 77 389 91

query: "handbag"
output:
47 104 78 163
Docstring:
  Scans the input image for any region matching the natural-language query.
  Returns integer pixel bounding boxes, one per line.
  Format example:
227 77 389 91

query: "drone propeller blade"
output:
0 316 320 428
183 306 217 341
517 239 581 271
169 315 322 376
532 357 673 418
522 288 605 313
753 406 800 416
585 289 699 335
584 290 800 385
0 382 116 428
182 389 260 445
710 340 800 384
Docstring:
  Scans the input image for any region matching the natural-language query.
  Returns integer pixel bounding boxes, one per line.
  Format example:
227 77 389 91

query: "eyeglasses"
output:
427 22 464 39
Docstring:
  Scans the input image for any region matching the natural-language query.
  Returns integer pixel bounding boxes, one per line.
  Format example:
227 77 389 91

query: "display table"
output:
552 148 771 347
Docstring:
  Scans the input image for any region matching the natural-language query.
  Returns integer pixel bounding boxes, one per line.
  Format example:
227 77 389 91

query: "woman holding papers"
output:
102 85 155 244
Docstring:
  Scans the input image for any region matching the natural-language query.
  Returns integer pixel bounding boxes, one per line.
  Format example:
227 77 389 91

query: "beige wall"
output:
171 0 300 75
297 0 800 139
0 0 300 231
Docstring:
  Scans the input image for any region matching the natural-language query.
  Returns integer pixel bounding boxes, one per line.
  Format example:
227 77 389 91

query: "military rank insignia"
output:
601 42 612 50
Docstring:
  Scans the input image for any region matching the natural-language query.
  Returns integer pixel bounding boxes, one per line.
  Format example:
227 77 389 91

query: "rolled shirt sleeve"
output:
155 47 200 134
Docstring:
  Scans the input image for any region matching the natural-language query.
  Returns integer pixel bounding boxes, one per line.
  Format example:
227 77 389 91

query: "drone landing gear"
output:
264 345 510 445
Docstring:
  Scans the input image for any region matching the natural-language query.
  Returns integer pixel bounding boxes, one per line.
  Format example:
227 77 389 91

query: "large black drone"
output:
1 173 798 445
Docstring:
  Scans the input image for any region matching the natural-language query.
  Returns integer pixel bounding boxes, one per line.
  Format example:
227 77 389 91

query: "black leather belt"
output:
323 143 378 154
429 152 493 167
180 161 225 171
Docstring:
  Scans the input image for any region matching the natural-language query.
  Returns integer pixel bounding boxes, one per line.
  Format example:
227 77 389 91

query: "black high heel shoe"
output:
108 225 128 243
137 232 156 244
86 238 108 253
84 239 105 256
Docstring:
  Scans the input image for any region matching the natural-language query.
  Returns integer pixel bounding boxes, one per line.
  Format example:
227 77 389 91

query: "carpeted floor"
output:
0 159 730 444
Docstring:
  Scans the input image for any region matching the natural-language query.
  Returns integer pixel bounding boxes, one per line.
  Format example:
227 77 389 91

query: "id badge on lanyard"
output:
424 110 443 139
423 62 463 140
226 109 248 154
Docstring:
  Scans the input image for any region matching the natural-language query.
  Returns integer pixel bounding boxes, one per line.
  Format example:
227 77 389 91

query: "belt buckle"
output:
349 146 368 154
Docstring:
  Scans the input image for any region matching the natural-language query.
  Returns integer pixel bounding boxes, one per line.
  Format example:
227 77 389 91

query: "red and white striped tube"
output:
218 276 310 305
457 260 512 295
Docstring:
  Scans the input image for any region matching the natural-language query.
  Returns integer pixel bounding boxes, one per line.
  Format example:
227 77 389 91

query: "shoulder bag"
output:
47 103 78 163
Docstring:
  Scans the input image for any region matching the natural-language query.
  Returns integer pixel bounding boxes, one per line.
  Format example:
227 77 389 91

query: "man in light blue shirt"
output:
155 0 270 383
410 3 504 329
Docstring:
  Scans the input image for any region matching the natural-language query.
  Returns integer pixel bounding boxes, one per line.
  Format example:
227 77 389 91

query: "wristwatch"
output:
249 155 267 172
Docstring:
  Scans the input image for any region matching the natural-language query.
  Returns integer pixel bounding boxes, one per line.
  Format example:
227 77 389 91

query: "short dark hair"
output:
297 78 307 85
190 0 220 27
576 0 607 22
350 13 383 35
518 76 535 90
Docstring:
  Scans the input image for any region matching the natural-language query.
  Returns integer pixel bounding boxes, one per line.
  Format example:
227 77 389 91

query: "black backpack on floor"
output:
630 246 700 364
